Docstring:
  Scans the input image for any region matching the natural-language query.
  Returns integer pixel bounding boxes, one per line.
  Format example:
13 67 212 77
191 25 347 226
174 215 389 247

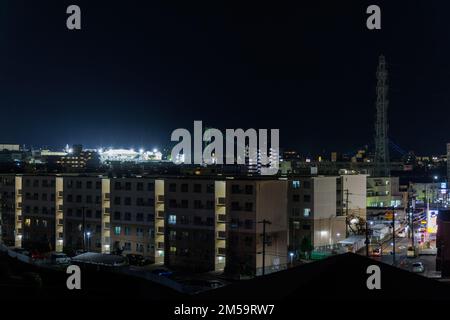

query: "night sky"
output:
0 1 449 156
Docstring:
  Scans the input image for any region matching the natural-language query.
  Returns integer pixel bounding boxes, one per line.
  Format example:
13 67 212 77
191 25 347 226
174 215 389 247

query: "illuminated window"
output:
25 218 31 227
168 215 176 225
304 208 311 217
170 246 177 254
292 181 300 189
114 226 121 235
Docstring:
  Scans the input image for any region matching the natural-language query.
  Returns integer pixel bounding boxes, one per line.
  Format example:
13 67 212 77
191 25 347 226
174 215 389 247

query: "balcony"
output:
216 197 226 206
157 227 165 234
104 193 110 201
157 195 165 203
157 211 165 219
217 247 226 256
57 191 63 198
217 214 226 223
217 231 226 239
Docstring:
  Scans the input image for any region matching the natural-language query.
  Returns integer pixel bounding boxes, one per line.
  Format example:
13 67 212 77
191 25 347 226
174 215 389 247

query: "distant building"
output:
447 143 450 185
437 210 450 277
288 174 367 252
367 177 406 208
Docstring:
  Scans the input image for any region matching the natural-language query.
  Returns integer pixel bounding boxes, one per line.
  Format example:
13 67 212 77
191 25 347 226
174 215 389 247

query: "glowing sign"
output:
427 210 438 234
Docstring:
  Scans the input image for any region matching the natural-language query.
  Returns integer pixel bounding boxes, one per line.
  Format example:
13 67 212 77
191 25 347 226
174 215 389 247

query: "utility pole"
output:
365 220 370 257
258 219 272 276
81 206 87 252
392 206 396 266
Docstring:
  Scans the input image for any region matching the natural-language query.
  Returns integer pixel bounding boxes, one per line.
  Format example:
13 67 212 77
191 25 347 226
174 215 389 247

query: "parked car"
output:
50 252 71 265
412 262 425 273
371 248 382 257
30 251 45 260
126 254 152 266
151 268 173 277
181 279 226 293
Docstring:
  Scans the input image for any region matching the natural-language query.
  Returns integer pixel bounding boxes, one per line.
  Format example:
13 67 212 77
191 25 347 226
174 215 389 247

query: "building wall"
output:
0 175 16 246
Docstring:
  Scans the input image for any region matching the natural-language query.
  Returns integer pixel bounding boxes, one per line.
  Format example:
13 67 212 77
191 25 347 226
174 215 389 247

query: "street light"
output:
86 231 91 251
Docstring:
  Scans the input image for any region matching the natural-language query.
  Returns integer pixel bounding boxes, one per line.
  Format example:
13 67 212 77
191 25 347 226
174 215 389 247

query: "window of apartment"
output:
114 226 121 235
303 195 311 202
96 181 101 189
95 225 101 233
304 181 311 189
124 227 131 236
245 185 253 195
86 181 92 189
181 184 188 192
114 181 121 190
170 246 177 254
95 196 100 204
292 194 300 202
168 199 176 208
231 184 241 194
194 184 202 193
245 202 253 212
193 216 202 225
292 208 300 216
244 219 253 229
86 209 92 218
42 193 47 201
292 180 301 189
33 180 39 188
124 212 131 221
304 208 311 217
113 211 121 220
137 182 143 191
124 197 131 206
76 195 82 203
206 184 214 193
206 200 214 210
136 243 144 253
67 208 73 216
86 195 92 203
76 209 82 217
147 213 154 222
123 242 131 251
231 202 240 211
206 217 214 226
136 227 144 237
169 183 176 192
125 182 131 191
168 214 176 225
147 182 155 191
76 181 82 189
95 210 102 219
136 213 144 222
194 200 202 209
33 193 38 200
114 197 121 205
136 197 144 206
67 180 74 188
181 200 188 208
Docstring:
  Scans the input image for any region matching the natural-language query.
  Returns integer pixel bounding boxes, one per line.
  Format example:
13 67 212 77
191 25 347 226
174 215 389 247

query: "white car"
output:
412 262 425 273
50 252 71 265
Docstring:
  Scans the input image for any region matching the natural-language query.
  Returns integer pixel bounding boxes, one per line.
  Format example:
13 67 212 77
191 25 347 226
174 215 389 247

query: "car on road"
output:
371 248 382 257
151 268 173 277
50 252 71 265
412 262 425 273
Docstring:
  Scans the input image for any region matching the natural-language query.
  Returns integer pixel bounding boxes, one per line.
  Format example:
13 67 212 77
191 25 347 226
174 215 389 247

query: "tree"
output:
300 237 314 259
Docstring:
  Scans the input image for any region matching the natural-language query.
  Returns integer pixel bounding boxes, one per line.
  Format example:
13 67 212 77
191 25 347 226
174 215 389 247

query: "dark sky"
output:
0 1 448 156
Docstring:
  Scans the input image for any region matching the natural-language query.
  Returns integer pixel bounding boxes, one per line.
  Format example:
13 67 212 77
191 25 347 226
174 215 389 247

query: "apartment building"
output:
163 178 288 275
225 179 288 276
110 177 164 264
1 173 289 276
367 176 405 208
288 174 367 251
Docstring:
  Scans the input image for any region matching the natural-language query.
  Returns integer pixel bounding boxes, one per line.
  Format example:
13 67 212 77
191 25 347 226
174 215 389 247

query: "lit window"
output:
168 215 176 225
292 181 300 189
304 208 311 217
170 246 177 253
114 226 121 235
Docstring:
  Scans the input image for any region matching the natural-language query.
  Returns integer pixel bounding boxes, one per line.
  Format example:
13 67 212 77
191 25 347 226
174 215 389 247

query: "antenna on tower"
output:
374 55 390 177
